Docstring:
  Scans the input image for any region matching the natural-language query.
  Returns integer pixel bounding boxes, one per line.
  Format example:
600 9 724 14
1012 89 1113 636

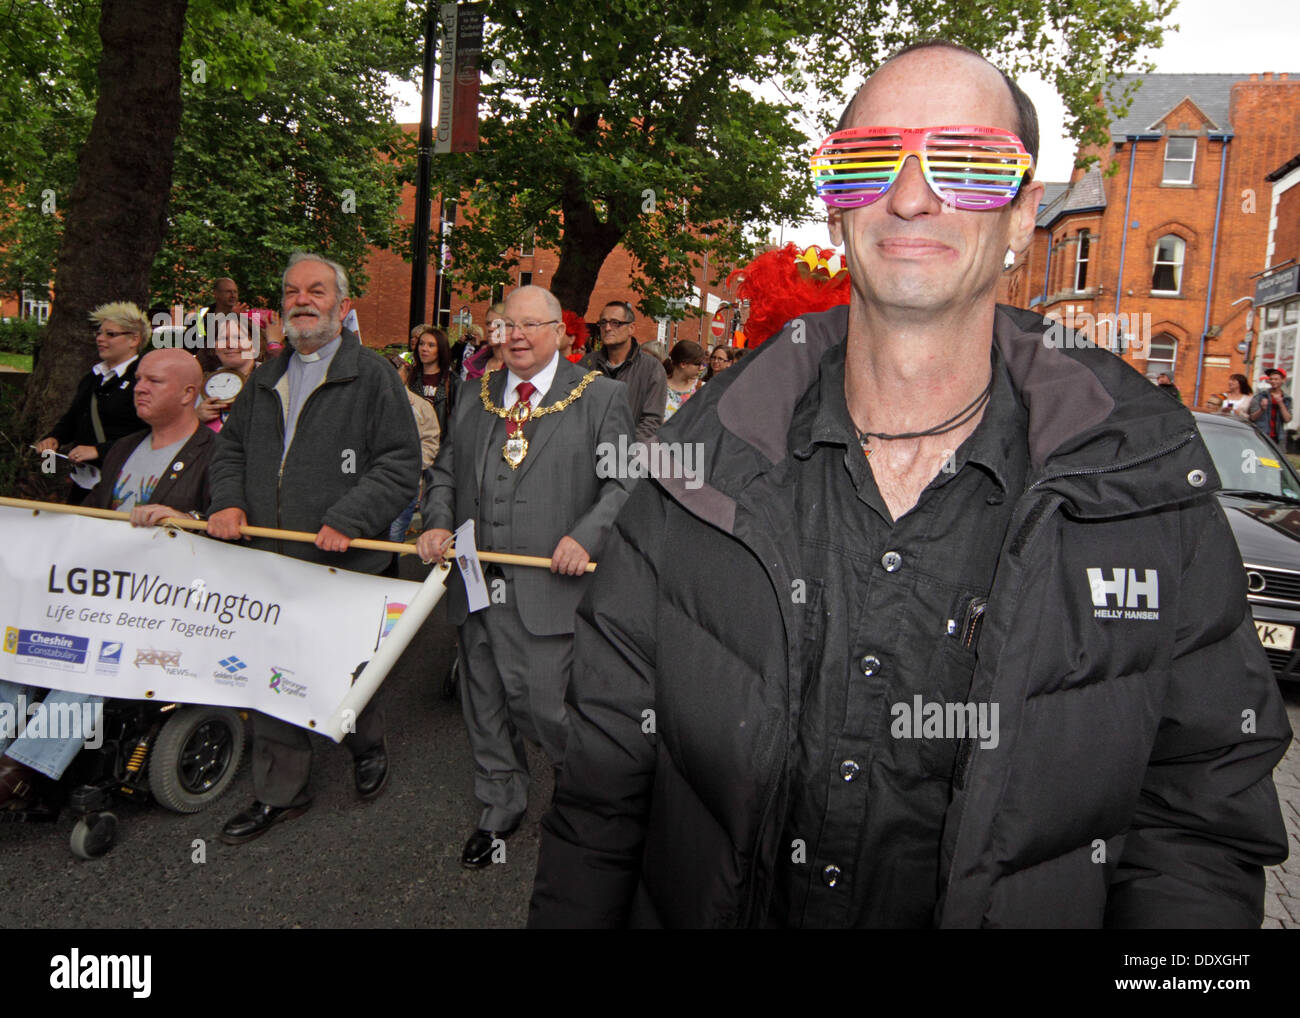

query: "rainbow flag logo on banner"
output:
374 600 407 651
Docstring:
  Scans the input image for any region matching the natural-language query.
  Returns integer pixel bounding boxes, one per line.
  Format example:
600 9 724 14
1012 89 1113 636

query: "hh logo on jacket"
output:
1087 567 1160 621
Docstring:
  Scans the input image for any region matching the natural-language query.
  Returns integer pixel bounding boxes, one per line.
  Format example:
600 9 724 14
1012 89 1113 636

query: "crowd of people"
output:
2 37 1293 929
1 255 745 858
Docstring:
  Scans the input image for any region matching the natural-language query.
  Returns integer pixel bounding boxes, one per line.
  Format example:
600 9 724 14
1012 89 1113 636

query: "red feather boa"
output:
726 242 851 347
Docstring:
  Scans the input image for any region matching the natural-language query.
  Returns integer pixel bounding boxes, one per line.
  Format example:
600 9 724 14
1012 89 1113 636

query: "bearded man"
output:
208 251 420 844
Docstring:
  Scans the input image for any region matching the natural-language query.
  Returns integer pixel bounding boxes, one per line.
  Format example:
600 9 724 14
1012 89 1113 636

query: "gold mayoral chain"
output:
480 366 603 469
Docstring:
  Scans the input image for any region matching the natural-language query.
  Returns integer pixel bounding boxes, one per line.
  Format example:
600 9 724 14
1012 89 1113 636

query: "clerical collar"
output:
294 333 342 364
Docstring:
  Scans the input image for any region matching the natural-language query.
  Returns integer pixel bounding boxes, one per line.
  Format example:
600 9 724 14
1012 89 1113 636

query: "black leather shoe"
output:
219 800 309 845
354 739 389 800
461 821 520 869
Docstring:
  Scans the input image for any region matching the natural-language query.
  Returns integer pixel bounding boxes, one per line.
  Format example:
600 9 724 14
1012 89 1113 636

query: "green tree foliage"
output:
429 0 1173 317
0 0 420 309
154 0 421 306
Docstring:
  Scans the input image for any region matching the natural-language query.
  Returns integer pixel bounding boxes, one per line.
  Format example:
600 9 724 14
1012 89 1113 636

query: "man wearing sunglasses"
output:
582 300 668 442
531 41 1290 928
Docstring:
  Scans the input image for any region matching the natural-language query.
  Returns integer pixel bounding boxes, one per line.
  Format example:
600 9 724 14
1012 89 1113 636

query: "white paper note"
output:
453 518 490 612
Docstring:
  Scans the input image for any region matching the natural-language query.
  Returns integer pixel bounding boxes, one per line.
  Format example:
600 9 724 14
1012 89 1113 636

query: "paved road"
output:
3 555 1299 928
0 558 551 929
1265 686 1300 927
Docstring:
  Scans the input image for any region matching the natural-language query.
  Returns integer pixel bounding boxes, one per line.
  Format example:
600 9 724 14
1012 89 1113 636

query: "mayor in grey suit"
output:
418 286 634 867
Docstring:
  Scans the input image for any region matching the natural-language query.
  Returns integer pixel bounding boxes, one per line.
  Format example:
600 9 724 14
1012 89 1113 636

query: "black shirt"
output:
770 339 1029 928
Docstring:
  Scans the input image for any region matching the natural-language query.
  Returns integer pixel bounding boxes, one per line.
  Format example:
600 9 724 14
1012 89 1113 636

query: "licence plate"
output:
1255 621 1296 651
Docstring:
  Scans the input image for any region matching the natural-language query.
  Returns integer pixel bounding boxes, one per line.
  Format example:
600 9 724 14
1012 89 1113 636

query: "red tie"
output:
507 381 536 437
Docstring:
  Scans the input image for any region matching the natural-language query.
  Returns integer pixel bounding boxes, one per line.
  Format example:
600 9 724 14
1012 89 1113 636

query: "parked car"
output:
1195 410 1300 681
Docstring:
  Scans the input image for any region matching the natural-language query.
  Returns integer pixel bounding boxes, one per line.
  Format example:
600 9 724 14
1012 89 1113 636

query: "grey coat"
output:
208 330 420 575
422 357 634 635
583 341 668 443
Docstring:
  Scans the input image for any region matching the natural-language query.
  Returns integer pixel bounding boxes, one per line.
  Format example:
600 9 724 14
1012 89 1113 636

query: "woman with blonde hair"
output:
35 301 149 502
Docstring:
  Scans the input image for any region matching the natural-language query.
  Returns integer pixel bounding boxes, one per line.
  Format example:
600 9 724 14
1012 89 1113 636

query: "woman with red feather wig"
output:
726 242 851 348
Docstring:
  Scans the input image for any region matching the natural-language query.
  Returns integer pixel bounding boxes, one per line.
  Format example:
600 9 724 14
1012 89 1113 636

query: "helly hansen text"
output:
1087 567 1160 620
50 949 151 998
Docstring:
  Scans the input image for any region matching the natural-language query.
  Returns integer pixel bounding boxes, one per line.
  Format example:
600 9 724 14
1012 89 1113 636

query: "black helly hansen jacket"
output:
530 304 1292 928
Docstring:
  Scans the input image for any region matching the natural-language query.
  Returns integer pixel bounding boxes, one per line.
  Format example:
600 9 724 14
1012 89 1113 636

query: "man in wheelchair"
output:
2 347 218 827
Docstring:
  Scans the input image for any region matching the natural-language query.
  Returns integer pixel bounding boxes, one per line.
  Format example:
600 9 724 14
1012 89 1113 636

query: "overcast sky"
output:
392 0 1300 252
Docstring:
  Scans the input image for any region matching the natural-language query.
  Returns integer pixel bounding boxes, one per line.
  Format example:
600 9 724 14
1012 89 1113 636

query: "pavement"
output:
2 551 1299 928
0 558 550 929
1264 686 1300 927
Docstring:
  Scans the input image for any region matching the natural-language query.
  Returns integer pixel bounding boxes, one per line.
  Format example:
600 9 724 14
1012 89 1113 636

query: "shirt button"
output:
881 550 902 572
822 864 842 888
839 759 860 781
859 654 880 676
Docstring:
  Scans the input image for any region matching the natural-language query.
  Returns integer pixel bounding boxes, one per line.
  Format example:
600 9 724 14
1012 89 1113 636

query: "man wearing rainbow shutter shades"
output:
530 40 1291 927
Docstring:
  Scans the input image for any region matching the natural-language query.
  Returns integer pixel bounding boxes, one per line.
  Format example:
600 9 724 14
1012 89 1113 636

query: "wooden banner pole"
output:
0 496 592 572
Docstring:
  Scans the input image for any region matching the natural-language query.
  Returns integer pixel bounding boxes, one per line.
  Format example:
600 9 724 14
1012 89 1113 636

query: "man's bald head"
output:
213 277 239 313
135 349 203 429
837 40 1039 169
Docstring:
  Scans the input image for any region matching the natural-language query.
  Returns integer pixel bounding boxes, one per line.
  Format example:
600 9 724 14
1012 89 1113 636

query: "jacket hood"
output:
654 304 1216 529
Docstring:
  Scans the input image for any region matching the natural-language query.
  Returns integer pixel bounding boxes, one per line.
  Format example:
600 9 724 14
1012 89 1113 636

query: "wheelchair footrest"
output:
67 783 114 814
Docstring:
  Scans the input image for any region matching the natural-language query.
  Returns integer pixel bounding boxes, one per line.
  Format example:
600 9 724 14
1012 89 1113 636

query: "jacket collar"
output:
589 340 642 375
256 329 363 388
657 304 1213 530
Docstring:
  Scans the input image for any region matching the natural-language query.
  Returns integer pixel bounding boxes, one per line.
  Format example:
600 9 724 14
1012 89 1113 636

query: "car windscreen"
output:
1199 421 1300 500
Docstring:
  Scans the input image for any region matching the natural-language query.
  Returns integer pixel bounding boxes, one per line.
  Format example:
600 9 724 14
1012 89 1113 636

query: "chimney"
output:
1250 73 1259 81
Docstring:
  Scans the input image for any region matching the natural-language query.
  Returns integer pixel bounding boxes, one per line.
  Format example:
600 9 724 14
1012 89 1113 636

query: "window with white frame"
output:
1074 230 1091 292
1151 235 1185 294
20 289 50 324
1257 300 1300 387
1145 333 1177 380
1162 137 1196 184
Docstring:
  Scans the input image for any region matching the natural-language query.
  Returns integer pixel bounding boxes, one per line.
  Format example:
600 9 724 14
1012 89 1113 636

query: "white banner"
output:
0 507 443 740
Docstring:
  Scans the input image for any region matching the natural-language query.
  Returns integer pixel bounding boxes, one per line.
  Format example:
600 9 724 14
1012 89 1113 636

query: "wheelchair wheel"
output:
70 811 118 860
148 706 245 813
442 656 460 700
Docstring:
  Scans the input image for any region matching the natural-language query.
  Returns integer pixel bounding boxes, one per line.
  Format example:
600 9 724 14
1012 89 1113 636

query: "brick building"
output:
1001 72 1300 409
1252 151 1300 389
350 125 739 351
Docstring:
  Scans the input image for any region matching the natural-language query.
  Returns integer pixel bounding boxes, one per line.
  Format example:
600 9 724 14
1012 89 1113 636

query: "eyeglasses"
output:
501 319 559 335
811 125 1033 211
596 318 632 328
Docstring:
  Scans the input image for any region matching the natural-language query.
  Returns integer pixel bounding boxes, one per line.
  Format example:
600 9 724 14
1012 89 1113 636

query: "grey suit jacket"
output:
421 357 634 635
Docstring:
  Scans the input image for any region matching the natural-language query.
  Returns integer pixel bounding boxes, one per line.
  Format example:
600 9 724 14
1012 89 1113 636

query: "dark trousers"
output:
250 696 384 808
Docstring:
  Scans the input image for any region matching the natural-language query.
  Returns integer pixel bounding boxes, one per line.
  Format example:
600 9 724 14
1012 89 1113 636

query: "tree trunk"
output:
17 0 188 449
548 183 625 315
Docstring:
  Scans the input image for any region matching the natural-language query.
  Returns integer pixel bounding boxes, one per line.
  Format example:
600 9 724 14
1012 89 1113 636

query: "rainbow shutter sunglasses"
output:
811 126 1034 211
